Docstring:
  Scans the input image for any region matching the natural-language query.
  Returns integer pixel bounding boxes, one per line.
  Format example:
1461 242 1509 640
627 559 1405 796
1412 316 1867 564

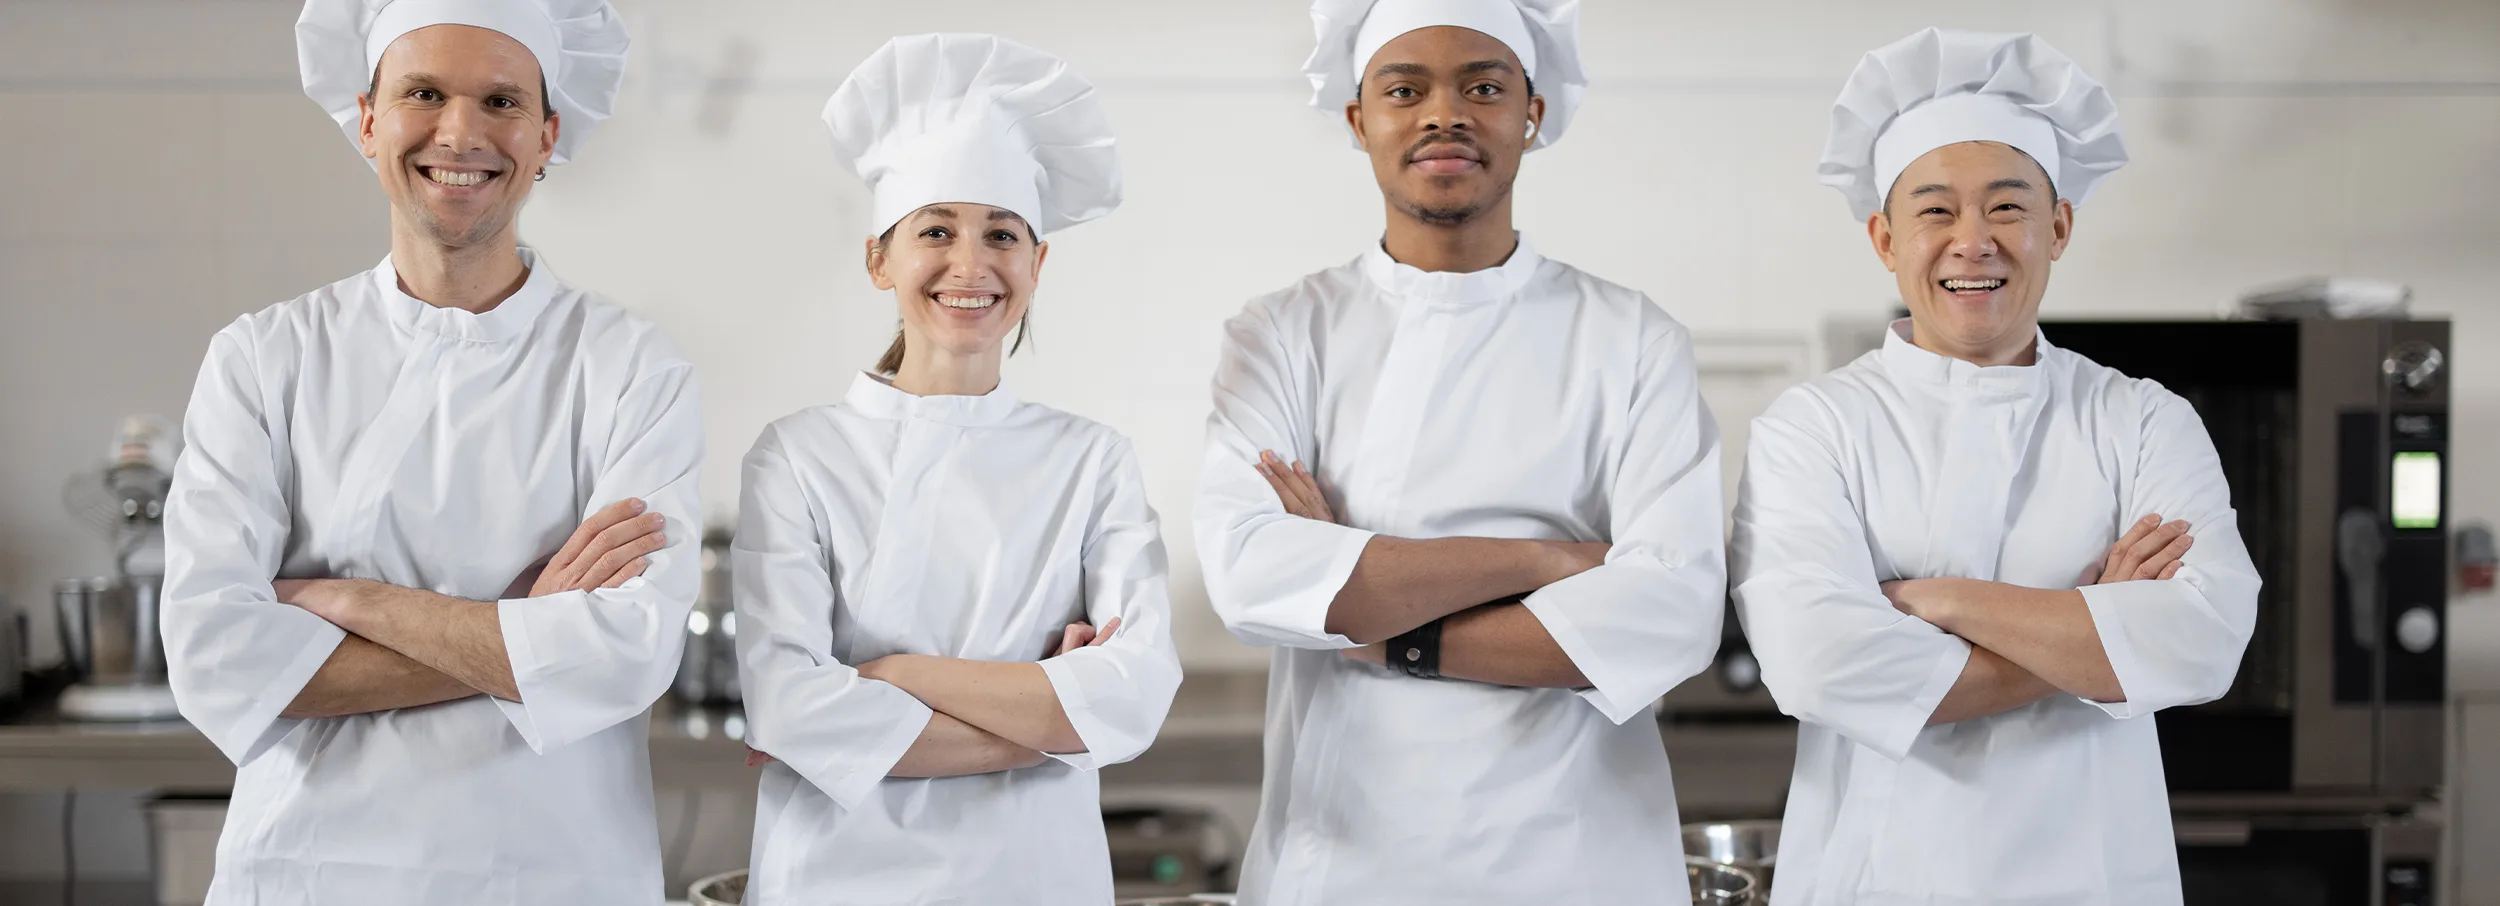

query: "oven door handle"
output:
2337 508 2387 650
2173 819 2254 847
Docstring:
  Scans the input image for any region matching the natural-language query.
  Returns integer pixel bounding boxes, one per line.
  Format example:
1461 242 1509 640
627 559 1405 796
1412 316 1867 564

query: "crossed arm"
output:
1251 451 1603 689
275 499 668 718
1892 515 2195 724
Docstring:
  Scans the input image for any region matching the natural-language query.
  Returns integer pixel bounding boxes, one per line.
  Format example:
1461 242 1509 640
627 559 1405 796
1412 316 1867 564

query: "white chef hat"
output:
297 0 630 167
1303 0 1587 150
1818 27 2127 222
825 33 1122 237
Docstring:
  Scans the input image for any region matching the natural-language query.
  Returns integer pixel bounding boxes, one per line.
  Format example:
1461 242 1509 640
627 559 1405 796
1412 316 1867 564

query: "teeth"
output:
426 168 488 187
935 294 998 310
1942 279 2004 291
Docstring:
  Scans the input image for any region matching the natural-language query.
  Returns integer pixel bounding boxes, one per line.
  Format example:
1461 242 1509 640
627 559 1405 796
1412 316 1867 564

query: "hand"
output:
514 498 667 599
1255 451 1337 524
1339 643 1388 666
1537 540 1612 586
273 578 366 623
1051 617 1123 657
2093 514 2193 585
745 745 775 767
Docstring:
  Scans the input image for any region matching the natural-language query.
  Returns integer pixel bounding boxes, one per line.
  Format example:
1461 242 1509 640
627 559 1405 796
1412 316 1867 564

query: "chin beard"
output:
1392 178 1510 228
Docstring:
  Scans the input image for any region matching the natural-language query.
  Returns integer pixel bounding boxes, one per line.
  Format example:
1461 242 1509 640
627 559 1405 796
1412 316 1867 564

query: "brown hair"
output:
867 221 1034 376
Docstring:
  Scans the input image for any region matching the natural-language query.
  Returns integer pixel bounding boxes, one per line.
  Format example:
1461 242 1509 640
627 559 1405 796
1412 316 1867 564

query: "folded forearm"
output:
1434 603 1589 689
1927 643 2060 725
281 634 481 719
1327 536 1555 644
1936 583 2123 703
887 711 1047 778
875 656 1083 754
326 581 520 701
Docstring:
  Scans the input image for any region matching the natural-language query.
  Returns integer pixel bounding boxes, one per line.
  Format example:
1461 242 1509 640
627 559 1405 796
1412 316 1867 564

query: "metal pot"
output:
55 576 165 683
1684 819 1780 894
685 869 1241 906
1687 856 1761 906
689 869 745 906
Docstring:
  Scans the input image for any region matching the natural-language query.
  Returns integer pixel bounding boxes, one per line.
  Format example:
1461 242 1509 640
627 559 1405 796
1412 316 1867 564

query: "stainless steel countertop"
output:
0 671 1281 793
0 670 1806 815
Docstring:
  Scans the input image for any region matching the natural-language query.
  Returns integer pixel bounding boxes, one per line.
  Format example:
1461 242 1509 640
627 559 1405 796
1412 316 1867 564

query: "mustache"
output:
1403 132 1484 164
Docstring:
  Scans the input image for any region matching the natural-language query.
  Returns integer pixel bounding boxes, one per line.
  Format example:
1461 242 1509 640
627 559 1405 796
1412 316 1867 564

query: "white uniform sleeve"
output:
163 326 350 767
1195 306 1375 649
2076 385 2262 718
732 428 934 811
1039 438 1184 770
490 361 704 753
1731 391 1971 761
1521 323 1728 725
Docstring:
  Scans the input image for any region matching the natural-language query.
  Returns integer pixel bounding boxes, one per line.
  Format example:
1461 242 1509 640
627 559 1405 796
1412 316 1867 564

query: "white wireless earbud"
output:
1525 121 1538 141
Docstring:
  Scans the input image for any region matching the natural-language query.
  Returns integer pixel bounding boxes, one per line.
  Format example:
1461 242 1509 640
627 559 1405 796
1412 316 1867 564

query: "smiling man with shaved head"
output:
1193 2 1728 902
160 2 699 903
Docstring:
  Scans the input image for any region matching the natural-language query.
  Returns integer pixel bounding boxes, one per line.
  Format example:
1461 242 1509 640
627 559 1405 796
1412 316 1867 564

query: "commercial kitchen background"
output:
2 0 2496 901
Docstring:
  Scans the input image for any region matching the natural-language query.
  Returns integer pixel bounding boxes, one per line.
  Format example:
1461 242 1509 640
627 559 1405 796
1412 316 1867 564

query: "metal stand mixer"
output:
55 415 183 721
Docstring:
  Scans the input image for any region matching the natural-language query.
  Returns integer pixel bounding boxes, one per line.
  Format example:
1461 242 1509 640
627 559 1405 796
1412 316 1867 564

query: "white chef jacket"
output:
1730 320 2262 906
162 251 701 906
1196 238 1727 905
734 374 1183 906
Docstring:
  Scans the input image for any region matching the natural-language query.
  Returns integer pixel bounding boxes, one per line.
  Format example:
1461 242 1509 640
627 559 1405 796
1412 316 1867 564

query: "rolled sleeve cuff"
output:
216 621 348 767
1222 522 1376 649
492 594 556 752
1874 639 1972 760
1037 656 1125 771
818 693 935 812
1522 590 1653 725
2077 582 2155 719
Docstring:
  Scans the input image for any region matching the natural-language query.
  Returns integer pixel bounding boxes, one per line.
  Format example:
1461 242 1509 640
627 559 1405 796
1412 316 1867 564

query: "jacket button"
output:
1404 648 1422 662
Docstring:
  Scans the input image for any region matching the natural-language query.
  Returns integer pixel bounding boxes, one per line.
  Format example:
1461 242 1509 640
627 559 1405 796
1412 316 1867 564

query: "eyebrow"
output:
1986 177 2037 193
386 72 537 99
1371 61 1429 79
1460 60 1518 76
1905 183 1950 197
987 209 1022 223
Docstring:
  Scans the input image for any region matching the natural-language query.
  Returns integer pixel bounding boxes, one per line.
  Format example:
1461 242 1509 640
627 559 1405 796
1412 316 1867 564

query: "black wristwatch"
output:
1387 618 1444 679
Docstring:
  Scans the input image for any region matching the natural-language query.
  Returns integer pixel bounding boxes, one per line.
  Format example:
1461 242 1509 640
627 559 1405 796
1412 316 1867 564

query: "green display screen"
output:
2392 451 2441 530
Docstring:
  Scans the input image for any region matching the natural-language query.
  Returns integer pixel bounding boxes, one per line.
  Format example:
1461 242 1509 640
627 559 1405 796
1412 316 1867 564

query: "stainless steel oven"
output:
2047 317 2451 904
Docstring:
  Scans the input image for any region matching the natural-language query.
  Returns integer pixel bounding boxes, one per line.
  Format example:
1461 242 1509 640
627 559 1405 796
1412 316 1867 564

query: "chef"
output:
732 33 1183 905
1193 1 1726 902
1729 28 2263 906
160 1 697 903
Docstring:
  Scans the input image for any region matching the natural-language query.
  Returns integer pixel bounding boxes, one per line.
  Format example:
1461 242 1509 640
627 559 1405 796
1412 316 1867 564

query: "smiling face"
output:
1869 140 2074 365
867 204 1048 367
1345 26 1544 226
358 24 557 251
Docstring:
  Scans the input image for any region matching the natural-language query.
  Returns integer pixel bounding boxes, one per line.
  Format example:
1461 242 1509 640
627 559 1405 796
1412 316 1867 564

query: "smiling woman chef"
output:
729 32 1183 906
1730 28 2263 906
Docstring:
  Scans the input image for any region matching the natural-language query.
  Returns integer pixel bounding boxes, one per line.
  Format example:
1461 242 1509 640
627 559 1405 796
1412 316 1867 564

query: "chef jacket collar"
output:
1358 233 1545 307
845 371 1021 426
373 247 559 343
1878 317 2052 395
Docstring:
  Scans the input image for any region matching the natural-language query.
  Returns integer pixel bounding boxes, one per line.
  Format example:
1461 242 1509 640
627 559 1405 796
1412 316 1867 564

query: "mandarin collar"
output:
374 247 558 343
844 372 1020 426
1876 317 2054 396
1357 233 1546 307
